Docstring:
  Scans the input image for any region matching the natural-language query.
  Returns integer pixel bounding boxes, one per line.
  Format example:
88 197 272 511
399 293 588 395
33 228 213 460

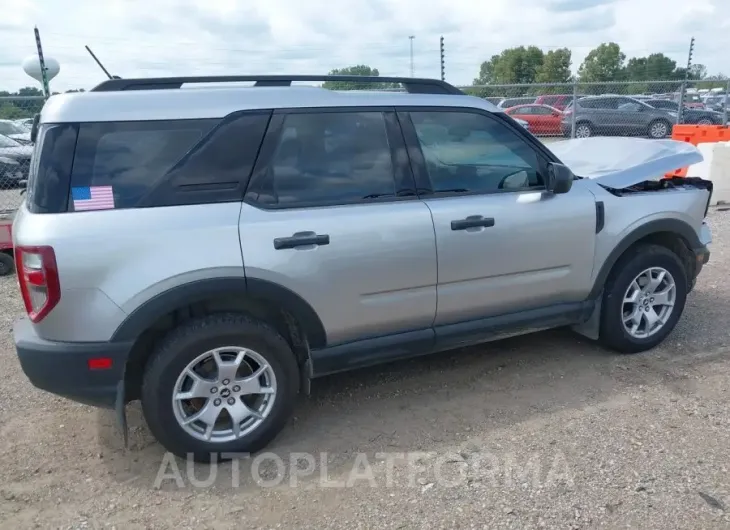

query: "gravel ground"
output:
1 209 730 530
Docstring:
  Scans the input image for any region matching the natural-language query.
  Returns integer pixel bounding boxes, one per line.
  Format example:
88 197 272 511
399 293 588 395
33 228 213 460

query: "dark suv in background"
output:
644 99 726 125
561 96 675 139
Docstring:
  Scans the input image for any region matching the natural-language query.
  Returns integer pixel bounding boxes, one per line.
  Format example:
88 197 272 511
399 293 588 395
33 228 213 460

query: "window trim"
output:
397 106 557 199
243 106 419 211
135 109 272 207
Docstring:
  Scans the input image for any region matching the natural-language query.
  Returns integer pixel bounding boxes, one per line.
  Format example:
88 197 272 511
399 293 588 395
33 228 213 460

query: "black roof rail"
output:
89 75 465 95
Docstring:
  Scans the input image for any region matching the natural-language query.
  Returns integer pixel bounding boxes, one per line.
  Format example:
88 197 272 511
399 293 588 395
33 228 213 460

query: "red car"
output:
534 94 574 111
504 104 563 136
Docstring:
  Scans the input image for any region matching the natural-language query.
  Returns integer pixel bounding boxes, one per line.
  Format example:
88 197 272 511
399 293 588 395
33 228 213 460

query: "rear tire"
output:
697 118 713 125
598 244 687 354
0 252 14 276
141 313 300 462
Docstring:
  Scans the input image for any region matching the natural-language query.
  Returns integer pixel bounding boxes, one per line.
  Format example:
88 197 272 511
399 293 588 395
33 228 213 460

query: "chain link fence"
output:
0 80 728 214
0 96 44 216
460 79 730 142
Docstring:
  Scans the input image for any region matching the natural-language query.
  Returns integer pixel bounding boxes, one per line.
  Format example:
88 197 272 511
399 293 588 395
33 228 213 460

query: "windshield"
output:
0 121 27 135
0 135 21 148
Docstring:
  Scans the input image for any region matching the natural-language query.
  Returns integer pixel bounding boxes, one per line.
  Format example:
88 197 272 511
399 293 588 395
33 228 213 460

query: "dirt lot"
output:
1 209 730 530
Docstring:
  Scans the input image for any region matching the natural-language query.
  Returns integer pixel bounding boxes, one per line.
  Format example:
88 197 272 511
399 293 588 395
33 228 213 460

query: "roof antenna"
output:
85 45 120 79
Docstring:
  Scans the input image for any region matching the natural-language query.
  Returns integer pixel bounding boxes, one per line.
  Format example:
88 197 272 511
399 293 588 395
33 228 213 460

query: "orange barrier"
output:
665 124 730 178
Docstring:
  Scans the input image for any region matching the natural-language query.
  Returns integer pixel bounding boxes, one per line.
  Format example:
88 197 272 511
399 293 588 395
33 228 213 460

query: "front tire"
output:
575 122 593 138
141 313 300 462
648 119 671 139
599 244 688 354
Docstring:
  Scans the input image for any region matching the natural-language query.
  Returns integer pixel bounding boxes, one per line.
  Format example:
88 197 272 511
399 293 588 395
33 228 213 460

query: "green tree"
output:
535 48 572 83
17 86 44 97
624 53 677 81
690 64 707 80
473 47 545 85
322 65 398 90
0 104 27 119
497 46 544 84
578 42 626 82
473 54 500 85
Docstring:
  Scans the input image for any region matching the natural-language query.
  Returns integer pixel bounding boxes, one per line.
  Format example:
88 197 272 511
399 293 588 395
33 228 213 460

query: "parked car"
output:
561 95 675 139
497 96 536 109
14 118 33 130
504 104 563 135
0 120 32 144
674 92 705 110
534 94 575 111
702 95 727 113
0 134 33 189
644 99 726 125
13 75 712 461
512 116 530 131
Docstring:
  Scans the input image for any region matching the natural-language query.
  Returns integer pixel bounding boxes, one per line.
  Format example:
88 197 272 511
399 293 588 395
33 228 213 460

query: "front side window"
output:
250 111 396 207
410 111 543 194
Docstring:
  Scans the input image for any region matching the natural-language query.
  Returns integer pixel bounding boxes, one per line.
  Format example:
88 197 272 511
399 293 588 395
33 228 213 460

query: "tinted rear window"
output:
70 120 216 210
27 112 271 213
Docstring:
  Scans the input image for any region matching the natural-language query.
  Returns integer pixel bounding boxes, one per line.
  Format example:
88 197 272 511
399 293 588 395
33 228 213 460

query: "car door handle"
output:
450 215 495 231
273 231 330 250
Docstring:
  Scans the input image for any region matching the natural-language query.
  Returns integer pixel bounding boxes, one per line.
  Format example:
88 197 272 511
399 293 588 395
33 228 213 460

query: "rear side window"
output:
63 112 270 211
70 120 216 210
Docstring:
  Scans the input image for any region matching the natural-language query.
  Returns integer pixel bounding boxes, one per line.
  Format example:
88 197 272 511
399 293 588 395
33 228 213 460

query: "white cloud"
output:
1 0 728 92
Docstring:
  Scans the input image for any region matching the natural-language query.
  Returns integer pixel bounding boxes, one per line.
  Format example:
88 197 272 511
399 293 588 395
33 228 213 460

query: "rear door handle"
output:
450 215 495 231
273 231 330 250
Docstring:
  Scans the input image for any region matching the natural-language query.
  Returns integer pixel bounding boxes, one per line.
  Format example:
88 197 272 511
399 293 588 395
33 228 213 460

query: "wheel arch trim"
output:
588 218 701 300
110 277 328 348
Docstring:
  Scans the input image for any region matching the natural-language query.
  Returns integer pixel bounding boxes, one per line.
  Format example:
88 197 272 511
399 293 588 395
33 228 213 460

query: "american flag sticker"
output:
71 186 116 211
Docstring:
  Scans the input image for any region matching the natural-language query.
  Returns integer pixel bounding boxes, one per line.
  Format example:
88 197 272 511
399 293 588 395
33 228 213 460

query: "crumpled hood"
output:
547 137 704 189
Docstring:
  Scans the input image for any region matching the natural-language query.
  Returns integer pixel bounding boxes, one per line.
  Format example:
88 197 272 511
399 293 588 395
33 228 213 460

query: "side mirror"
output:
546 163 574 194
30 114 40 143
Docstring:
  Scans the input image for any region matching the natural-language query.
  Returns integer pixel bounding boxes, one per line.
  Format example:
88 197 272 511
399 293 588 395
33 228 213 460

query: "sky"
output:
1 0 729 93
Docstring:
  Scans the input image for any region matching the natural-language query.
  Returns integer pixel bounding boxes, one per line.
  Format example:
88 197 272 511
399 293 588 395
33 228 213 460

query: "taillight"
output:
15 246 60 323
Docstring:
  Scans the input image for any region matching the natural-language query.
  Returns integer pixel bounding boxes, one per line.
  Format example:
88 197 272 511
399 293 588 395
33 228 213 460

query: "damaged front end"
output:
548 136 708 188
551 137 713 340
550 136 713 217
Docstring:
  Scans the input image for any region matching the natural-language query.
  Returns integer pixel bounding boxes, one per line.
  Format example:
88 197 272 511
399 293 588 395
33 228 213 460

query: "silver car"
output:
13 75 712 461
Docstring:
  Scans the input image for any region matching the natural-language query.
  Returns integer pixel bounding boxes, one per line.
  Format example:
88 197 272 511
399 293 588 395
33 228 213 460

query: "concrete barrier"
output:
686 141 730 205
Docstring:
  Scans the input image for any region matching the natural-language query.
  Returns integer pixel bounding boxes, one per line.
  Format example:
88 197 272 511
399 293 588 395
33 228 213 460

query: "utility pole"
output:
677 36 695 126
439 36 445 81
34 26 50 98
409 36 415 77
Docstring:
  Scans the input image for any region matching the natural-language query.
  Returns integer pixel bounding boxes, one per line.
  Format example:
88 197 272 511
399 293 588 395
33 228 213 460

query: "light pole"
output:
409 36 415 77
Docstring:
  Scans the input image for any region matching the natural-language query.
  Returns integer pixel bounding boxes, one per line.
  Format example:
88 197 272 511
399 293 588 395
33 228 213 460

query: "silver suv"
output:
13 75 713 461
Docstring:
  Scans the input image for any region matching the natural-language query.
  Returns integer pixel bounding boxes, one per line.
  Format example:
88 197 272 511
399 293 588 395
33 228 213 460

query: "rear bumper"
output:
14 318 132 408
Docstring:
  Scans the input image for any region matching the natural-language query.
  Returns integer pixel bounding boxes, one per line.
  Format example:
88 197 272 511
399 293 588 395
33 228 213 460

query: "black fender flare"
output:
110 277 327 348
588 218 702 300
